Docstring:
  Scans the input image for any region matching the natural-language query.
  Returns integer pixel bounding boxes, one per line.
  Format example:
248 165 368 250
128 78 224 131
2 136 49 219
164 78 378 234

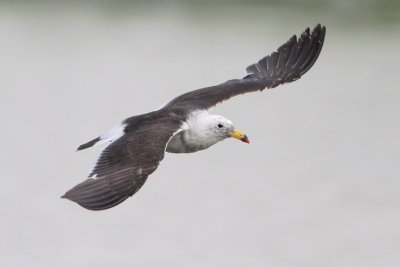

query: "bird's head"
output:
211 115 250 144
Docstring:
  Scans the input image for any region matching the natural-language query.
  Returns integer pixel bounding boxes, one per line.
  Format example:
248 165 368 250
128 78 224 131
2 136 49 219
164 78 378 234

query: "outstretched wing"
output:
164 24 326 112
62 115 183 211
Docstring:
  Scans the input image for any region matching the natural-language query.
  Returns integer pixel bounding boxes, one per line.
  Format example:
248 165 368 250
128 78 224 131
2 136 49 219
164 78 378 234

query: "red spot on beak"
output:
241 135 250 144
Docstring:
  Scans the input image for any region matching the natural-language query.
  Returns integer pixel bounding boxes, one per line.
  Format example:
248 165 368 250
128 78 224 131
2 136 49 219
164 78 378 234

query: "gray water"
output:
1 1 400 266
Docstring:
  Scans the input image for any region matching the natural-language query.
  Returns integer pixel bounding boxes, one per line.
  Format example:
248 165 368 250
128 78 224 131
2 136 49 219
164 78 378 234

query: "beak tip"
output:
242 135 250 144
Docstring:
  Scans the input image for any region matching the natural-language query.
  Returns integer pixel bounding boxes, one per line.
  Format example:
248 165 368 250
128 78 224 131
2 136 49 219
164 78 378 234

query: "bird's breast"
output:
166 129 216 153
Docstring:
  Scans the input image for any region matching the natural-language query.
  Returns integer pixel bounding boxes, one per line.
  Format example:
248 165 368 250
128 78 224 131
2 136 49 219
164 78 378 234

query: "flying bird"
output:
63 24 326 210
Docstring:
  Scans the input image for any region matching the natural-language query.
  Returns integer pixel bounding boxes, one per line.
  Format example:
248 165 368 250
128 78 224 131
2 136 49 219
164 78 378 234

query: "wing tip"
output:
244 24 326 90
312 23 326 44
62 168 150 211
61 187 115 211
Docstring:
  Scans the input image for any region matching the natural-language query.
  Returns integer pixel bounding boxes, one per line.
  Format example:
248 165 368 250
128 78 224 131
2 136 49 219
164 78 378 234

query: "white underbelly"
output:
166 131 213 153
166 133 188 153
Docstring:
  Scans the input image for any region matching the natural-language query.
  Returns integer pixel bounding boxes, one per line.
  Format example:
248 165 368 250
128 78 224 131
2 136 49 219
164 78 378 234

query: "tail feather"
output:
77 137 101 151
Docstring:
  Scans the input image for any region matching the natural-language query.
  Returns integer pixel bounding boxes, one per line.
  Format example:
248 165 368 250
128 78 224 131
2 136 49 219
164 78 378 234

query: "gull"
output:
62 24 326 210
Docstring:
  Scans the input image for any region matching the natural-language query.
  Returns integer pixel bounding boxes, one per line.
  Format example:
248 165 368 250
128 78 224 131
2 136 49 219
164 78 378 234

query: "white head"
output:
175 111 250 153
203 114 250 144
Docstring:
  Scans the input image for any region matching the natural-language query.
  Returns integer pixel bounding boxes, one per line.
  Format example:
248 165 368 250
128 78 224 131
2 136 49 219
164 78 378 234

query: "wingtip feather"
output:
246 24 326 89
62 168 150 211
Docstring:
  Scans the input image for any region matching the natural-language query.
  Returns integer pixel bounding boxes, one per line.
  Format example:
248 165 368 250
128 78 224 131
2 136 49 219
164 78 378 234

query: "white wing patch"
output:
96 122 126 147
87 123 126 178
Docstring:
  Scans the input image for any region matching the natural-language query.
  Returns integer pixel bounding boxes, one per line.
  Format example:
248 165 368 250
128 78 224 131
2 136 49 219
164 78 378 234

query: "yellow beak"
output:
230 129 250 144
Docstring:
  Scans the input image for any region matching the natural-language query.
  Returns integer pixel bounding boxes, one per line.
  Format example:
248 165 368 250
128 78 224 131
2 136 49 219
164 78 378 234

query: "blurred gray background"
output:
1 0 399 266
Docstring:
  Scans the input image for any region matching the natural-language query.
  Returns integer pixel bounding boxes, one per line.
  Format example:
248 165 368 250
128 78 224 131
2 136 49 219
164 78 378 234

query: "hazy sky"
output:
1 1 399 266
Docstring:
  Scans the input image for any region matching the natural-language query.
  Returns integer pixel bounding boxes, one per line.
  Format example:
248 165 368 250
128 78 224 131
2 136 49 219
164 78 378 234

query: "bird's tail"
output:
77 137 101 151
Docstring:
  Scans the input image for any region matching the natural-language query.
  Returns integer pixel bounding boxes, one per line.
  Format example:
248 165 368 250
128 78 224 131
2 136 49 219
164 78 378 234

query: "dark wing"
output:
62 115 183 211
164 24 326 112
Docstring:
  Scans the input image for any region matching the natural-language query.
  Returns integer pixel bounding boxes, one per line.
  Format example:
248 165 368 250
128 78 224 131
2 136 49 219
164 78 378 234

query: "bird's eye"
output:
218 124 223 128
